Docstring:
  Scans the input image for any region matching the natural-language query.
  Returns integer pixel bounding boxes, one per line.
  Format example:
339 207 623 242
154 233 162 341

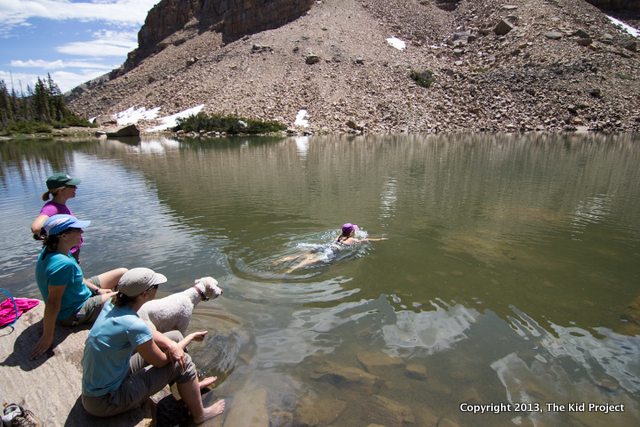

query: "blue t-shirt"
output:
81 302 153 397
35 248 91 320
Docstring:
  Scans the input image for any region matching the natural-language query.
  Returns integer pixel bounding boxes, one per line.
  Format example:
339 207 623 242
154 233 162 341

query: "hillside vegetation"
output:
1 76 93 136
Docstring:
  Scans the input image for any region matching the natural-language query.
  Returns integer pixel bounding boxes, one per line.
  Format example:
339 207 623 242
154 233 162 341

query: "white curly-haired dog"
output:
137 276 223 334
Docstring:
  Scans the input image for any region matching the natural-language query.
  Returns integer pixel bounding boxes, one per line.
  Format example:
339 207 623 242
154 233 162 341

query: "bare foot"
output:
199 376 217 390
194 399 225 424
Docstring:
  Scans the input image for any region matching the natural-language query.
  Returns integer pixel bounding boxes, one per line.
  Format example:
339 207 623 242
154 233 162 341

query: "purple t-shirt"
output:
39 202 83 253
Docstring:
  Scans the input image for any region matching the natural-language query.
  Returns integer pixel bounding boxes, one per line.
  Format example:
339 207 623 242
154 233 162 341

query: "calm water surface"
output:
1 133 640 426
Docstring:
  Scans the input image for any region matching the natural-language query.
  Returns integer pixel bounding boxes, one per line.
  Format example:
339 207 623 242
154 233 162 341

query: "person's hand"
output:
30 334 53 360
187 330 208 343
167 342 187 370
96 288 116 296
380 237 388 241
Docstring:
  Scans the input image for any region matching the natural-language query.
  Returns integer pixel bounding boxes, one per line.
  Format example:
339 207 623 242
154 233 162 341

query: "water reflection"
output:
382 300 479 356
1 133 640 426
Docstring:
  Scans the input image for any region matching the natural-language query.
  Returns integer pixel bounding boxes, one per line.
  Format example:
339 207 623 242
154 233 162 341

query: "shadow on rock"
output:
0 318 90 371
63 391 185 427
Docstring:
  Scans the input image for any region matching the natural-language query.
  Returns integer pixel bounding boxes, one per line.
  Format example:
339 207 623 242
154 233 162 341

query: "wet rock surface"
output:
0 303 182 427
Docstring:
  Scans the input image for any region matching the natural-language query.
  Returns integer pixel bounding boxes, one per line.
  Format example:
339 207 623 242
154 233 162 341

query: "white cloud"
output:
0 67 113 93
54 29 138 57
0 0 159 30
0 1 158 93
10 59 115 69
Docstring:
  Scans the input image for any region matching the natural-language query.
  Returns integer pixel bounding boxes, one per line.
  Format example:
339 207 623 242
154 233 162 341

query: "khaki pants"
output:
82 331 197 418
58 276 103 326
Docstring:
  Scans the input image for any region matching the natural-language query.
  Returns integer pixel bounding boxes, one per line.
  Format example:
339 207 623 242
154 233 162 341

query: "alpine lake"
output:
1 132 640 426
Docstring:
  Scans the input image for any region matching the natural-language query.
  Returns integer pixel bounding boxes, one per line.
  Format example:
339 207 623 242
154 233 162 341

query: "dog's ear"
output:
196 277 218 287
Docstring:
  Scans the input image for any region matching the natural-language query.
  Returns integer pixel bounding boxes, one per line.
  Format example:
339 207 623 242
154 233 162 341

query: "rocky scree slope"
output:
67 0 640 133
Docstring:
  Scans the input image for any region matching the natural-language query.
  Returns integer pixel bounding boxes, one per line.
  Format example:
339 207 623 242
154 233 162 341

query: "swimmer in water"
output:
276 223 387 273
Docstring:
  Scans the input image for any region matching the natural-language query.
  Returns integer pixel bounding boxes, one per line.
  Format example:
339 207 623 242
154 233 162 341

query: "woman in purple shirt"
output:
31 173 83 262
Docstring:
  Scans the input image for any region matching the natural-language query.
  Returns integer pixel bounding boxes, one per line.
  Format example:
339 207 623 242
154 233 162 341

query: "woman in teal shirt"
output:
30 214 127 360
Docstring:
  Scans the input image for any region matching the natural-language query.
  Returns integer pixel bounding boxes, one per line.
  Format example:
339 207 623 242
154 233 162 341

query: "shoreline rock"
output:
0 302 178 427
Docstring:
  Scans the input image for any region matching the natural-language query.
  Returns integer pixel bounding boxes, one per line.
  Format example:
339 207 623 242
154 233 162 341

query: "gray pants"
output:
82 331 198 418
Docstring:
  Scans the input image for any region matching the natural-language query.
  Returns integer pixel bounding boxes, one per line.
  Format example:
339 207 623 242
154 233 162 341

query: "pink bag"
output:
0 290 40 327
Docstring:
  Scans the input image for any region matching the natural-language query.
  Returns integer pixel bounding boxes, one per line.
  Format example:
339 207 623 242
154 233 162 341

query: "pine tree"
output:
0 75 91 133
33 78 51 121
0 80 12 124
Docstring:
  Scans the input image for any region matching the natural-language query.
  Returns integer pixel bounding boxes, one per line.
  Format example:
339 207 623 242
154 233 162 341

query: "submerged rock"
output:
310 361 382 394
270 411 293 427
223 387 269 427
405 364 428 380
362 395 415 427
356 351 404 376
294 398 347 426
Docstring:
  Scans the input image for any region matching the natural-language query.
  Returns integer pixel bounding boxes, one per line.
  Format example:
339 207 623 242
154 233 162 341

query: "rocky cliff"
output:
124 0 315 72
67 0 640 133
586 0 640 11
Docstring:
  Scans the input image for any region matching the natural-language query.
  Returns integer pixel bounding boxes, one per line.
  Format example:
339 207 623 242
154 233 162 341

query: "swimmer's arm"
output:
360 238 387 242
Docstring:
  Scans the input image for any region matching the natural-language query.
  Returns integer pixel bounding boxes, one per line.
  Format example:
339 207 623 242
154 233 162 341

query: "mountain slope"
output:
67 0 640 133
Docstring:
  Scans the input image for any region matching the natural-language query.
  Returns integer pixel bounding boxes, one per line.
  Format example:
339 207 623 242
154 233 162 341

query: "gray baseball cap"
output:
118 268 167 297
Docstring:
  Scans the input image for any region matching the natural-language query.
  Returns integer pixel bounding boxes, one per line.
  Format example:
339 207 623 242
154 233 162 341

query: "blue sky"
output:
0 0 159 93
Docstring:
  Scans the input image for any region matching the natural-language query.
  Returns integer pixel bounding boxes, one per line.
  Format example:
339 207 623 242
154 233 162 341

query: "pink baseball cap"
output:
342 223 358 234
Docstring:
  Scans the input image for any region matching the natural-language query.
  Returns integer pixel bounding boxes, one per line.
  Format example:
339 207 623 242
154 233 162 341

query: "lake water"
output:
1 133 640 426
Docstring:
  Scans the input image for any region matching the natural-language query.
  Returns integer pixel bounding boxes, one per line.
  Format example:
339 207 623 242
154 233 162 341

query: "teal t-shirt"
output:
35 248 91 320
81 302 153 397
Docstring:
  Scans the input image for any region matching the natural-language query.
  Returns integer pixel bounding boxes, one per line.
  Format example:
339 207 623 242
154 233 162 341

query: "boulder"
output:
448 30 476 46
624 41 637 52
251 44 273 53
573 29 590 38
600 33 615 44
94 114 117 126
494 19 514 36
305 54 321 64
105 124 141 137
434 0 461 11
587 88 602 98
545 32 563 40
